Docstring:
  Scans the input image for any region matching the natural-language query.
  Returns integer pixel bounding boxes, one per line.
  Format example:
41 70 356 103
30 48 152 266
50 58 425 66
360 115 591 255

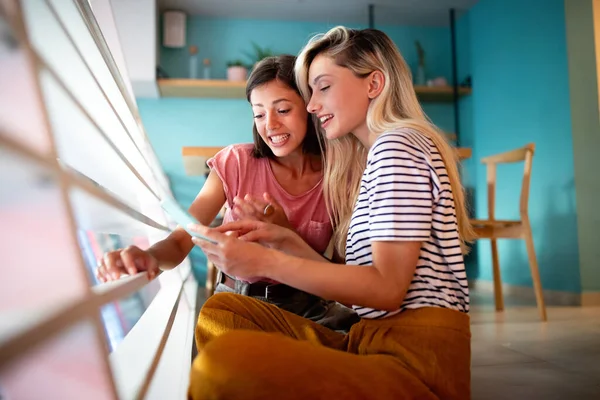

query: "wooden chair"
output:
456 147 472 161
470 143 547 321
205 258 219 297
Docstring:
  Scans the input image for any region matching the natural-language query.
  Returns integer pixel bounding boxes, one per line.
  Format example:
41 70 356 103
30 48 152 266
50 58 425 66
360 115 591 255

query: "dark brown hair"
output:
246 54 322 159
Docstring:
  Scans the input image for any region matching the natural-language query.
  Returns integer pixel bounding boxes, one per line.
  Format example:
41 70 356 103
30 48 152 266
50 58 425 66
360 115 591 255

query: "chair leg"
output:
205 261 217 297
523 227 547 321
491 239 504 312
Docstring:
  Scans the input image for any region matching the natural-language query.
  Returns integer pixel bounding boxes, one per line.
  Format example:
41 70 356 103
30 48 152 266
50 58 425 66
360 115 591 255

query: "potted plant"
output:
244 42 275 68
415 41 426 86
226 59 248 82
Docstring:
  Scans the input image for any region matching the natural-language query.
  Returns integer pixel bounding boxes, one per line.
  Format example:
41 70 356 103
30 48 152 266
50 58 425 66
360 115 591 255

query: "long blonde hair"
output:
295 26 475 256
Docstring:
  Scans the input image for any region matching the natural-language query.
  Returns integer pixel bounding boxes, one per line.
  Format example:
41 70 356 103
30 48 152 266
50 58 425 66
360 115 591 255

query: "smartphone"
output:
160 198 218 244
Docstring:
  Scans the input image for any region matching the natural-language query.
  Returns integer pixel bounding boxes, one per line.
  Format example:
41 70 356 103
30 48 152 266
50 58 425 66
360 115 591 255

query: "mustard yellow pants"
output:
189 293 471 400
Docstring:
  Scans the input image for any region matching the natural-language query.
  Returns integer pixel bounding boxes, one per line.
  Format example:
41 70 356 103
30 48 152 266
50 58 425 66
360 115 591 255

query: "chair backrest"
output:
456 147 472 160
182 146 224 176
481 143 535 220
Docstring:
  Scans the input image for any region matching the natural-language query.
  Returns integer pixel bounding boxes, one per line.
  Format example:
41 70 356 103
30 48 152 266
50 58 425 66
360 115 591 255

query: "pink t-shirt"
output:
207 144 333 281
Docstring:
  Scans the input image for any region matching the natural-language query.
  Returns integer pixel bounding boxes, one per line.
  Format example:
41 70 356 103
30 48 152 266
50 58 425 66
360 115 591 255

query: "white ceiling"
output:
158 0 479 26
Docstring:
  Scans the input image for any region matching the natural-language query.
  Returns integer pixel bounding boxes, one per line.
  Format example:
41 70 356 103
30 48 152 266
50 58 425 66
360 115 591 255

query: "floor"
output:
470 291 600 399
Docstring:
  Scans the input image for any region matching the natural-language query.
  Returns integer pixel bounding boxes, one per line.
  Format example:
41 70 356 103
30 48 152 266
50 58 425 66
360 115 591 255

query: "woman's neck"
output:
271 149 320 179
351 122 373 150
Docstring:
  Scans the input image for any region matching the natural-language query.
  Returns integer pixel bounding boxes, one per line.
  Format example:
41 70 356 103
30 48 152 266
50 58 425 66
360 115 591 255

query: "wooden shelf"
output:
157 79 471 102
456 147 472 160
158 79 246 99
182 146 225 176
414 85 472 102
182 146 223 158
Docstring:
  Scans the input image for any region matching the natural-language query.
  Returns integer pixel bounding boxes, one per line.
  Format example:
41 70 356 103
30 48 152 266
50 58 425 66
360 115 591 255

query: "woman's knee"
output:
202 292 240 311
189 331 282 400
195 293 235 347
195 293 261 349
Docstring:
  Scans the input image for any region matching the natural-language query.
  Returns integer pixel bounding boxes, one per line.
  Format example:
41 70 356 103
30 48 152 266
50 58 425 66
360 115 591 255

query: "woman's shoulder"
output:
222 143 255 156
209 143 264 173
370 128 433 161
216 143 259 163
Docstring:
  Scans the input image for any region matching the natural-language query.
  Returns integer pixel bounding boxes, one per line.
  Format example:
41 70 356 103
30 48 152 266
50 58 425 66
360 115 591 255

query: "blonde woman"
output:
188 27 475 400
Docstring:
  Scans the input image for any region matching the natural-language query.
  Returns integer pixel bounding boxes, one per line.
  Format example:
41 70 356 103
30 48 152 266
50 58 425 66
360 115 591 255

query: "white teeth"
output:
270 134 290 144
320 115 333 123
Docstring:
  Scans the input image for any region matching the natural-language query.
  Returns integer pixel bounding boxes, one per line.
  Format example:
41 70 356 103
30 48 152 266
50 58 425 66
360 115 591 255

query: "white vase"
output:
227 66 247 82
189 55 198 79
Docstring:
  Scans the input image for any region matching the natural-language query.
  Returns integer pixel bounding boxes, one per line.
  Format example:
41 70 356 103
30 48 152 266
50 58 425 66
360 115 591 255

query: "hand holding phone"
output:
160 198 218 244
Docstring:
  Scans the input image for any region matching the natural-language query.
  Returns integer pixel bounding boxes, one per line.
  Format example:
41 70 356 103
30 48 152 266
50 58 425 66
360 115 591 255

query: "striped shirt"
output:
347 129 469 319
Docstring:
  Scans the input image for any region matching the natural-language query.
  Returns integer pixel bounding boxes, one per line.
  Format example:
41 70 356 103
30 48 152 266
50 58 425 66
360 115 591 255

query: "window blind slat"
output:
70 188 168 236
109 268 187 400
0 319 116 400
145 278 200 400
46 0 145 157
0 270 150 371
21 0 159 194
1 131 170 235
0 147 89 314
0 45 50 154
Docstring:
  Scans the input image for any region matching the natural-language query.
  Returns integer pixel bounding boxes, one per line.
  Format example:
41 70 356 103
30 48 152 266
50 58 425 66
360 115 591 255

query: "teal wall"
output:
461 0 581 292
161 17 454 84
138 98 252 207
159 17 459 133
455 9 478 280
564 0 600 292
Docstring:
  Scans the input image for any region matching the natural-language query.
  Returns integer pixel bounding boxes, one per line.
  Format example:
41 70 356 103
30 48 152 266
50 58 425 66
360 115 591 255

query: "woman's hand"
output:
231 193 292 229
216 220 298 251
96 246 159 282
215 220 326 262
187 224 276 281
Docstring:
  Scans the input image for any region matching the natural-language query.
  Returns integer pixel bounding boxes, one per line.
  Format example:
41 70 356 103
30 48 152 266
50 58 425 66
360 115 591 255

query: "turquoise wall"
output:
138 98 251 206
564 0 600 292
161 17 453 84
159 17 458 133
461 0 580 292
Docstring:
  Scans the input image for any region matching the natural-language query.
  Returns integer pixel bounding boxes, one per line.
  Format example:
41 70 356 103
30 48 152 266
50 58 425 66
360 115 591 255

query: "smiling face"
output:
306 54 372 143
250 79 309 158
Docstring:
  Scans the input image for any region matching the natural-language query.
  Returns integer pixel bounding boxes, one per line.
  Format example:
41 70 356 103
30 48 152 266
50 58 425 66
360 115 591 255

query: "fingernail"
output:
116 260 123 267
233 196 240 203
111 272 119 279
